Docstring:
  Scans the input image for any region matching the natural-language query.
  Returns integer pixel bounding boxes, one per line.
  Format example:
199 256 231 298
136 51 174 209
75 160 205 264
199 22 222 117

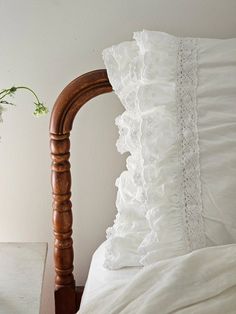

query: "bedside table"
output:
0 242 47 314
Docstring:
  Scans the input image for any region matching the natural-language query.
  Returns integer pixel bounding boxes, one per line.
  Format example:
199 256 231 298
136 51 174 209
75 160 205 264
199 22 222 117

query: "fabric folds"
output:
103 30 236 269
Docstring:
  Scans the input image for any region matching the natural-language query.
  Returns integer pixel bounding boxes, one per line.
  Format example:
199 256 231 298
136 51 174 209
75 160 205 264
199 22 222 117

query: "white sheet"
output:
79 244 236 314
80 242 141 307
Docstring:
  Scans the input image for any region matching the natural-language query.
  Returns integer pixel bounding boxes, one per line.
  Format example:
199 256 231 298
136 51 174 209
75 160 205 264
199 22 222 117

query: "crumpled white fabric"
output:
78 244 236 314
102 33 183 269
103 41 150 269
103 30 236 269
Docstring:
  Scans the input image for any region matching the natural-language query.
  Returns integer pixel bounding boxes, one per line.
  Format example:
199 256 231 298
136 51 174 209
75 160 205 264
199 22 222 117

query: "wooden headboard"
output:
50 70 112 314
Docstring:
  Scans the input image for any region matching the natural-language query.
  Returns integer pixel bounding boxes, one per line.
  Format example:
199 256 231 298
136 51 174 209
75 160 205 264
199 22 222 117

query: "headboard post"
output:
51 132 74 289
50 70 112 313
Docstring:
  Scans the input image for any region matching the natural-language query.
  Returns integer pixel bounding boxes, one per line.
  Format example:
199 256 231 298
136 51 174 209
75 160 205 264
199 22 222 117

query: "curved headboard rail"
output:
50 69 112 314
50 69 112 134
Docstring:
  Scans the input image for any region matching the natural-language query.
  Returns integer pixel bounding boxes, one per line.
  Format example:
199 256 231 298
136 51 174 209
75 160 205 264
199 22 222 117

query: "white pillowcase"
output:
103 41 149 269
103 30 236 269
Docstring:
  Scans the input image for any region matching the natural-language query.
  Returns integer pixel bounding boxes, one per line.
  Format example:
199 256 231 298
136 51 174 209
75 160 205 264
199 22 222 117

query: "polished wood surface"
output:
50 69 112 313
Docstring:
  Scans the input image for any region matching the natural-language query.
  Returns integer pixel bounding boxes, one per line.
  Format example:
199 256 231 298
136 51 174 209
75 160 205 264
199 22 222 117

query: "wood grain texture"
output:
50 69 112 134
50 69 112 313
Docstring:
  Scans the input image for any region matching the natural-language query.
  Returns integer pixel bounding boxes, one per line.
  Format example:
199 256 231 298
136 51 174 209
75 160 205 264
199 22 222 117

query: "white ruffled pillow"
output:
103 30 236 269
102 41 149 269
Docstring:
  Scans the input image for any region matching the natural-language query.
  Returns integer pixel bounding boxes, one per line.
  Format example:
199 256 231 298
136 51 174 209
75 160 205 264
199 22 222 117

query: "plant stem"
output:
0 85 48 117
13 86 41 104
0 89 12 100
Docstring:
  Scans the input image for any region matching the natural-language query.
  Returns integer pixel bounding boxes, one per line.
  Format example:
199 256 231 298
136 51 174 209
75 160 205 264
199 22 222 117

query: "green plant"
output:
0 86 48 122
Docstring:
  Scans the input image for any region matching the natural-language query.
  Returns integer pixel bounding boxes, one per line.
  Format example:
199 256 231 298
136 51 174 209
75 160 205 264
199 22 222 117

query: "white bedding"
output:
79 243 236 314
80 242 141 307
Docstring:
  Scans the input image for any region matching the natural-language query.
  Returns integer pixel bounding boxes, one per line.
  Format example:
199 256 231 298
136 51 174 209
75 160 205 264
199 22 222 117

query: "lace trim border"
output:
176 38 206 251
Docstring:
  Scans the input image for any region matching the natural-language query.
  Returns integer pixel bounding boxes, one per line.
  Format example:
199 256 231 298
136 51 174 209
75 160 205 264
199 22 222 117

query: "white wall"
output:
0 0 236 313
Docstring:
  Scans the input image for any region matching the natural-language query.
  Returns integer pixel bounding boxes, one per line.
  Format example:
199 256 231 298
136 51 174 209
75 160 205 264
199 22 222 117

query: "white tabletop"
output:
0 242 47 314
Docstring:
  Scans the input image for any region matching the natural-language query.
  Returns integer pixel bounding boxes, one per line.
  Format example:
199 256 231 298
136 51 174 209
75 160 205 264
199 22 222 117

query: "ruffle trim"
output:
103 30 205 268
103 40 148 269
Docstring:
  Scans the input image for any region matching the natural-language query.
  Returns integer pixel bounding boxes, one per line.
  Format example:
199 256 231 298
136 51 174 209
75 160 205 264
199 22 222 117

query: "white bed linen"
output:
80 242 141 308
79 243 236 314
103 32 236 269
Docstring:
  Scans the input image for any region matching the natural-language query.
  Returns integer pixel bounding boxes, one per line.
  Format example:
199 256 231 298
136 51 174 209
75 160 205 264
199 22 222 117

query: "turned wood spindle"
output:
50 69 112 313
